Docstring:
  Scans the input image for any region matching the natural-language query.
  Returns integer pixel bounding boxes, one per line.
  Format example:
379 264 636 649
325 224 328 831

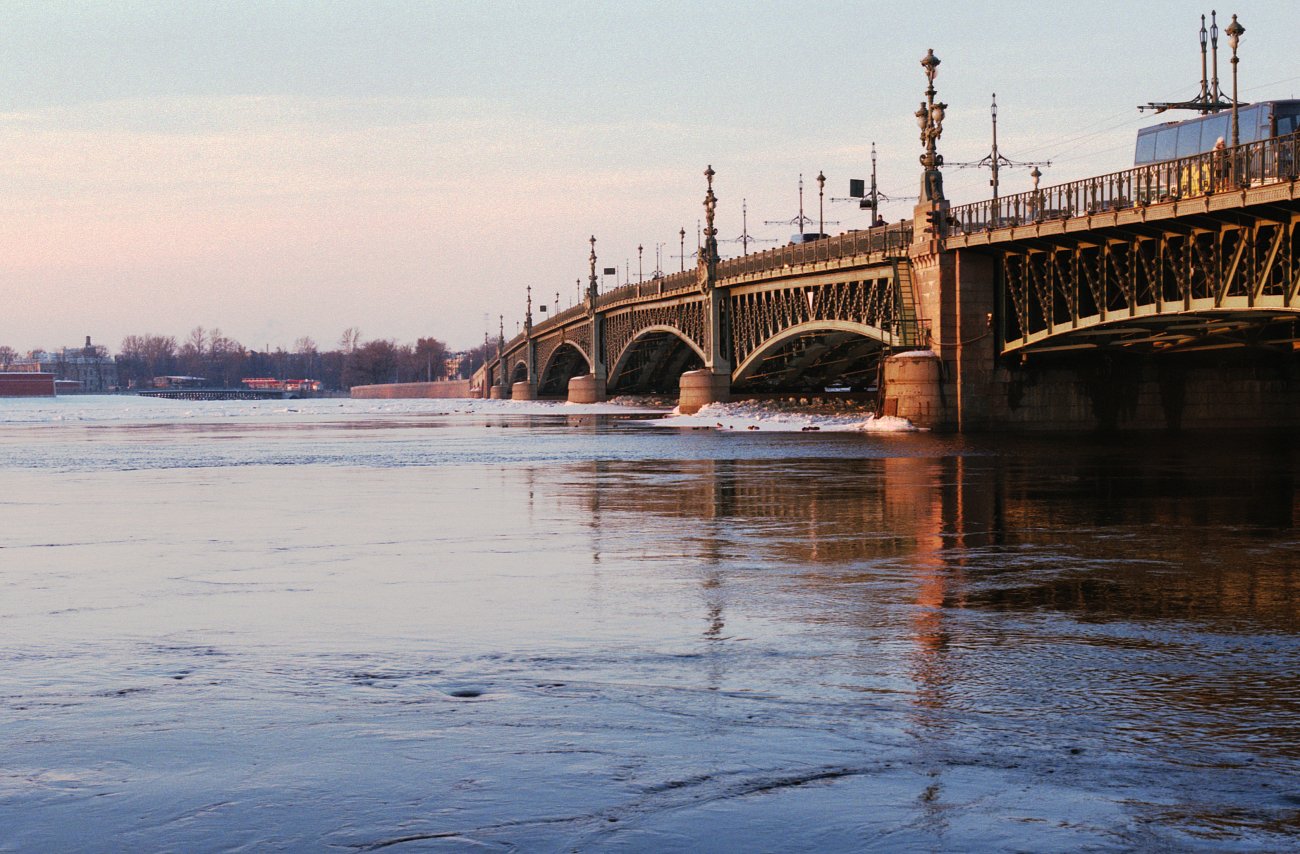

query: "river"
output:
1 396 1296 851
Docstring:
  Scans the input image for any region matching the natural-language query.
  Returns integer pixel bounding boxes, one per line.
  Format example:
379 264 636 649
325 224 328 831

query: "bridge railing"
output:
598 270 697 306
723 222 913 277
948 130 1300 235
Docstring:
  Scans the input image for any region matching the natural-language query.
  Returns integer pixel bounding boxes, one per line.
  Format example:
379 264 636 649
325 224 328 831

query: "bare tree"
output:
339 327 362 355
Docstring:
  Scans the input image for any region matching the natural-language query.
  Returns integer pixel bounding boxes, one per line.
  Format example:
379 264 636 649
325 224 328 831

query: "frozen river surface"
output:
1 396 1297 852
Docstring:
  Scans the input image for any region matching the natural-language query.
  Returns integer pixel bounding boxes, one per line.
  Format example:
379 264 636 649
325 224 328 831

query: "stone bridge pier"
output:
882 198 996 431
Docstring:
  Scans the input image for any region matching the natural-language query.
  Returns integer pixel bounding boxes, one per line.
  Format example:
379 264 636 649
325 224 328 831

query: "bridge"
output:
479 129 1300 431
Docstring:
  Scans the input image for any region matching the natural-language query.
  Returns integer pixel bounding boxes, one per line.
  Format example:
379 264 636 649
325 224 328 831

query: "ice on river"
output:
1 395 1297 851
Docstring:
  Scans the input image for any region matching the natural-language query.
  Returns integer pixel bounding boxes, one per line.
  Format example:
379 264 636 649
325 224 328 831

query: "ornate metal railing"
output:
948 130 1300 235
723 222 913 276
599 270 697 305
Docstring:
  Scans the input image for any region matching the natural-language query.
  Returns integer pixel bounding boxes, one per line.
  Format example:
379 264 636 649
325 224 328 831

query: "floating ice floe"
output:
650 400 919 433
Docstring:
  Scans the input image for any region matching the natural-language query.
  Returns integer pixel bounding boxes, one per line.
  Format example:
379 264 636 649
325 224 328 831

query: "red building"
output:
0 372 55 397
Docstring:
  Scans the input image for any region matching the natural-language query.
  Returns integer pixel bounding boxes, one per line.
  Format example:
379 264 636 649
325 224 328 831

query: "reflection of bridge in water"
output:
552 451 1299 633
480 86 1300 431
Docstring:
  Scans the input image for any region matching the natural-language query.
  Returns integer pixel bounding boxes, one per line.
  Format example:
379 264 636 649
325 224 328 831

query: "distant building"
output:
0 372 55 397
5 336 118 392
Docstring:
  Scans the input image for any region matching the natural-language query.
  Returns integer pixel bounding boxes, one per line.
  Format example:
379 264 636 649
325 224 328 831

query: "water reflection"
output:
555 448 1299 630
550 444 1300 797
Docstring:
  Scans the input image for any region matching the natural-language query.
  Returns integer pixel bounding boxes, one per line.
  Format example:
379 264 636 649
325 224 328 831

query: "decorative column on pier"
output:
567 236 608 403
489 315 509 399
886 49 954 428
886 48 996 431
678 165 732 414
512 285 538 400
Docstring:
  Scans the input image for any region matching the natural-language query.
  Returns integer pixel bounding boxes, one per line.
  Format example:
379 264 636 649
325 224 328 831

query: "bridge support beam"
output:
489 383 508 400
567 373 606 404
900 197 997 431
511 381 536 401
678 369 730 415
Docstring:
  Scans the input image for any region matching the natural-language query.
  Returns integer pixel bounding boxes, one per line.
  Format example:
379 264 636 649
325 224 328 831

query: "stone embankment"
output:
350 380 472 399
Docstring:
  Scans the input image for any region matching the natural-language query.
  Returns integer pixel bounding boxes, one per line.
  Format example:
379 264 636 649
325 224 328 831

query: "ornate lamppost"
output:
816 170 826 235
916 48 947 202
679 227 686 272
1030 165 1042 220
701 165 718 291
588 237 599 312
637 244 643 282
1226 14 1245 148
524 284 532 335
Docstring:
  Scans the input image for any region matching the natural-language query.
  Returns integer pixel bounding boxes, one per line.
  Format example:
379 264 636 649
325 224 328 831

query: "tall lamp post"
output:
1226 14 1245 148
637 244 643 282
679 227 686 272
916 48 947 202
816 170 826 235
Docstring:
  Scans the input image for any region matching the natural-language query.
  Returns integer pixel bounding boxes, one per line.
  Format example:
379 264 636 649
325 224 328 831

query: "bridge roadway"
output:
481 131 1300 431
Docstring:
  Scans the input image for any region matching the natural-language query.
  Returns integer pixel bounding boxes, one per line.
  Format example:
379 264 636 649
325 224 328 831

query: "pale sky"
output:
2 1 1296 353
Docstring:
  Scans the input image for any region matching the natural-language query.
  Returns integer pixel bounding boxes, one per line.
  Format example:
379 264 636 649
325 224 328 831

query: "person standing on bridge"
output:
1212 136 1229 192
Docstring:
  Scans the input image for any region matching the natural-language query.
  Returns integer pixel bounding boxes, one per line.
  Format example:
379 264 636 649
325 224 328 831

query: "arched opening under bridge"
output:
537 343 591 397
732 322 891 393
510 361 529 385
608 328 706 395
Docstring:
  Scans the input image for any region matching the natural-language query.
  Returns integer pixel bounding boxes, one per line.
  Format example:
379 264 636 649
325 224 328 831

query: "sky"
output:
2 1 1296 353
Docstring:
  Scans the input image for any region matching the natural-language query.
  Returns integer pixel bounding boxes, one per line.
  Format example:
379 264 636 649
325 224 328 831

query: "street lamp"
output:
679 227 686 272
588 236 598 310
1226 13 1245 148
637 244 643 282
816 170 826 235
917 48 947 202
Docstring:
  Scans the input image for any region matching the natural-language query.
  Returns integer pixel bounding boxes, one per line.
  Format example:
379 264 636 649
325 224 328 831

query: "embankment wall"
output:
350 380 472 399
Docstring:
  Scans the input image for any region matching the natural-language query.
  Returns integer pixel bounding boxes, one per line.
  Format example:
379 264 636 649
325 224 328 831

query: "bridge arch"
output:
537 342 592 397
732 320 893 391
608 325 707 394
510 360 529 385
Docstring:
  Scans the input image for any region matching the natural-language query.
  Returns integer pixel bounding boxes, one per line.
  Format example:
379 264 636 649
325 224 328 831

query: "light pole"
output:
637 244 643 282
742 199 750 254
679 227 686 271
1227 14 1245 148
816 171 826 235
798 173 805 233
1030 165 1042 218
916 48 947 202
588 236 598 310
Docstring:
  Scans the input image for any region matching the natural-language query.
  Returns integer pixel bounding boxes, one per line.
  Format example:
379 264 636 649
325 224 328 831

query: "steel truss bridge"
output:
486 131 1300 411
947 131 1300 356
488 225 923 397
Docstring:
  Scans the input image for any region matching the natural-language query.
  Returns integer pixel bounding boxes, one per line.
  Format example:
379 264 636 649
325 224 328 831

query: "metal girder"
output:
999 205 1300 355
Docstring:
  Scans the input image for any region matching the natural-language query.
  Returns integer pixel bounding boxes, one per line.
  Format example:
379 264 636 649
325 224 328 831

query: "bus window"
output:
1135 132 1157 164
1234 104 1261 143
1155 127 1178 161
1277 104 1300 136
1201 114 1229 149
1176 121 1204 157
1254 105 1271 141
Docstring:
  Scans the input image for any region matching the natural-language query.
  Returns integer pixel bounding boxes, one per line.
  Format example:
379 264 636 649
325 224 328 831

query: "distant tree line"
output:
6 327 494 391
